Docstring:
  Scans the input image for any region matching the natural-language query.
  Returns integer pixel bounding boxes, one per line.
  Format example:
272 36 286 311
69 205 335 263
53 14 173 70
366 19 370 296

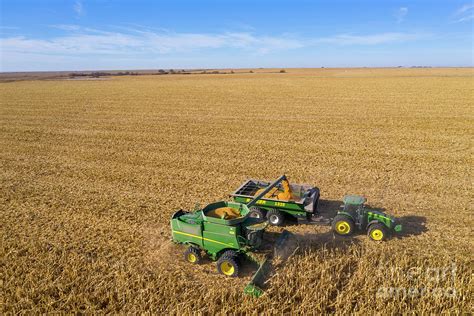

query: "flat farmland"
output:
1 68 472 313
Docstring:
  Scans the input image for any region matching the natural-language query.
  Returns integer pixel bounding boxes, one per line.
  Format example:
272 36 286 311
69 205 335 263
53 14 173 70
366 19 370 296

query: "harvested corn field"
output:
1 68 473 313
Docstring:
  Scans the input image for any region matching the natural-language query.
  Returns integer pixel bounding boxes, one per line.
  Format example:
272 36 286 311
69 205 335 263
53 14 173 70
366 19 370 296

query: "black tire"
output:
217 255 239 277
220 249 241 264
220 249 239 259
183 247 201 264
266 209 285 226
367 223 388 241
248 206 265 219
332 215 355 236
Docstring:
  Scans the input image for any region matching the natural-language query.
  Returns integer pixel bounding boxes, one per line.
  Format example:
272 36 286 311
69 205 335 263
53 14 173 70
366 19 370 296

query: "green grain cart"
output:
230 175 320 226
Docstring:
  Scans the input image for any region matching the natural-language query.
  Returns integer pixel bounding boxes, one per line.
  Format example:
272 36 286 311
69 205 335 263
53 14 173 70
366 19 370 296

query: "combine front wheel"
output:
184 247 202 264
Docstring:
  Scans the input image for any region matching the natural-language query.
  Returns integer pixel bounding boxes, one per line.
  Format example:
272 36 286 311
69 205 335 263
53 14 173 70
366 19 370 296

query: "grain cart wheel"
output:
248 206 265 219
184 247 202 264
266 209 285 226
332 215 355 236
217 255 239 277
368 223 388 241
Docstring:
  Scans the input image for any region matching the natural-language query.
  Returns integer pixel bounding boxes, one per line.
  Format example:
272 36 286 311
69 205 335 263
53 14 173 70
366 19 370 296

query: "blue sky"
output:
0 0 473 71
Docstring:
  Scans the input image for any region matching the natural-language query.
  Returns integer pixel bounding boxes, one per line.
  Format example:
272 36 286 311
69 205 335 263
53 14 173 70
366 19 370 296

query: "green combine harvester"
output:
170 175 294 297
332 195 402 241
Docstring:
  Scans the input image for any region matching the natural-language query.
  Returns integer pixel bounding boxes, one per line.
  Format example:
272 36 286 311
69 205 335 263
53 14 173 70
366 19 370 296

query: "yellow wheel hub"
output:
370 229 384 241
187 253 197 263
220 261 235 276
336 221 351 234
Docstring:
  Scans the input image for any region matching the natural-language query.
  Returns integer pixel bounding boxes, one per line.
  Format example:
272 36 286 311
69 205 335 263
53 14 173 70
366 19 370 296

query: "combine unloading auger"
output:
241 176 298 297
243 230 296 297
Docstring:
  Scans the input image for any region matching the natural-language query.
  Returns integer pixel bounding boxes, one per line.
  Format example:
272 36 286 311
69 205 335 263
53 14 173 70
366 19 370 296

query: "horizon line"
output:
2 65 474 74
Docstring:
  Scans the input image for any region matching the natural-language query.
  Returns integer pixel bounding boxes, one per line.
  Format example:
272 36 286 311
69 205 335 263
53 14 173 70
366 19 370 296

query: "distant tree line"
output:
67 68 288 78
69 71 141 78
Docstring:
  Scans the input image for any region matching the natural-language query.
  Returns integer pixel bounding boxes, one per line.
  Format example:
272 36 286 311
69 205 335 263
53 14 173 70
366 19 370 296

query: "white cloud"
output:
0 26 423 55
0 26 20 30
50 24 81 31
455 14 474 22
394 7 408 23
74 1 84 17
456 4 474 15
0 26 429 71
453 3 474 22
0 27 304 57
316 32 422 45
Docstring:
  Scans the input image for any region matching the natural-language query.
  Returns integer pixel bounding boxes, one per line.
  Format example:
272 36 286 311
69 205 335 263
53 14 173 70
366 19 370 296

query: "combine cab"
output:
230 175 320 226
332 195 402 241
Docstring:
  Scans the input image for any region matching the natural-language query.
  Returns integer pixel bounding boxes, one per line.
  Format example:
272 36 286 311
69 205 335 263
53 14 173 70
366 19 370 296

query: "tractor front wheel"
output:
217 256 239 277
332 215 355 236
248 207 265 219
184 247 202 264
368 223 388 241
267 209 285 226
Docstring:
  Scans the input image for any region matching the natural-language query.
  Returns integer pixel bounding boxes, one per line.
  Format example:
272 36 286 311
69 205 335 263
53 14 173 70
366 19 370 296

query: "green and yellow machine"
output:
332 195 402 241
171 175 293 297
230 175 320 226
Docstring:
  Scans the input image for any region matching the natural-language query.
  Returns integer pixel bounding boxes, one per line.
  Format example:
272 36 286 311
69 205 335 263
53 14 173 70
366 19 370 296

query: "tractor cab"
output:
341 195 366 220
342 195 366 208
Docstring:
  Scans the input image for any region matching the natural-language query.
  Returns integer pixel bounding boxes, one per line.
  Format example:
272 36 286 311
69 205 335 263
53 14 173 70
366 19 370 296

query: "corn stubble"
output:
1 68 472 313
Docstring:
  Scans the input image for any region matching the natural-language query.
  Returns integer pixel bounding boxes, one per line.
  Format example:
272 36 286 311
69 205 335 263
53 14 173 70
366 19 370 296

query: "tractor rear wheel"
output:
368 223 388 241
217 255 239 277
184 247 202 264
267 209 285 226
332 215 355 236
249 207 265 219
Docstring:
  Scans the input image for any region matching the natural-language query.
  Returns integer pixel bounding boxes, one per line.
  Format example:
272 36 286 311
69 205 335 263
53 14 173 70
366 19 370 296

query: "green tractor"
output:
332 195 402 241
170 175 292 297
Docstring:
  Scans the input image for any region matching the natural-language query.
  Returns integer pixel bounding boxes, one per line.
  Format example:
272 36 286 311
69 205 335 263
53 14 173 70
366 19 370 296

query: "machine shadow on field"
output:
395 215 428 238
296 230 361 252
318 199 346 218
283 199 343 226
263 229 360 258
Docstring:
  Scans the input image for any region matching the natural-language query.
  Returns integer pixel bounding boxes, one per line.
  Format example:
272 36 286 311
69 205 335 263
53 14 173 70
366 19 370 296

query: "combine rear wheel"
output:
220 250 241 264
184 247 202 264
217 255 239 277
267 209 285 226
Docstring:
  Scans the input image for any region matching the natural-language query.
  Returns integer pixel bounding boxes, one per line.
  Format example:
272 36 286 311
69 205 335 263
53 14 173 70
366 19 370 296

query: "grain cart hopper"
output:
332 195 402 241
170 175 294 297
230 175 321 226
